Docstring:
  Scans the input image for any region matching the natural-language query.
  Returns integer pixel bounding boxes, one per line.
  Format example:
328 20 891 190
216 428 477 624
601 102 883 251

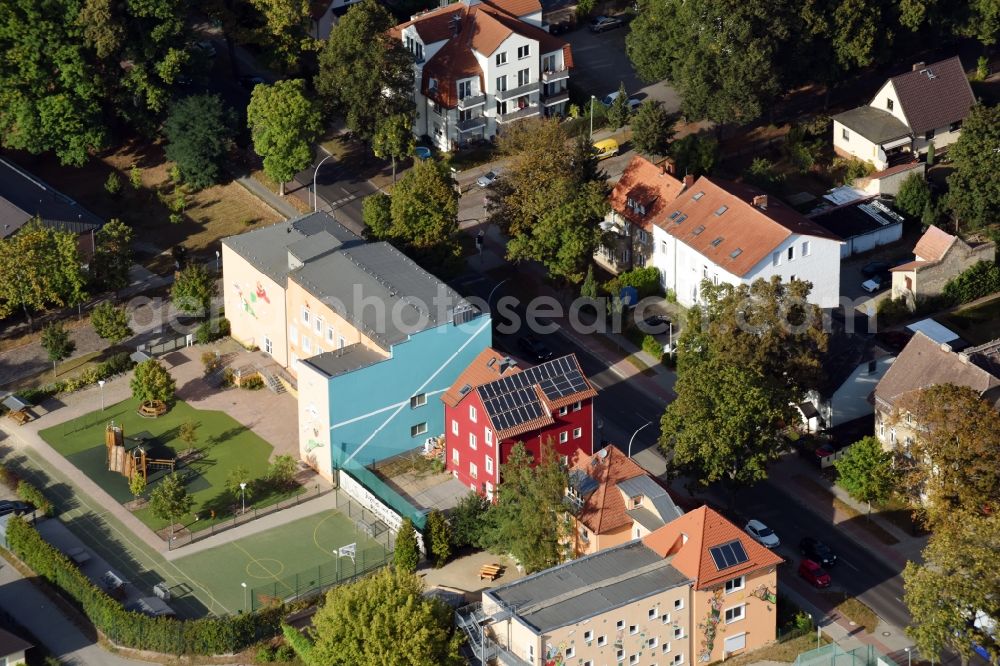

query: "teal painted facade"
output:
327 313 492 469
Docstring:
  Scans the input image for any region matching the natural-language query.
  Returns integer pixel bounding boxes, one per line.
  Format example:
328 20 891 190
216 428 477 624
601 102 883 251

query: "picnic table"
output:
479 564 503 581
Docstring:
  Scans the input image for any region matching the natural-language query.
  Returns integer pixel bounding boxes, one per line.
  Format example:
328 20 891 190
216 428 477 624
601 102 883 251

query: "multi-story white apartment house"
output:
650 176 844 309
391 0 573 151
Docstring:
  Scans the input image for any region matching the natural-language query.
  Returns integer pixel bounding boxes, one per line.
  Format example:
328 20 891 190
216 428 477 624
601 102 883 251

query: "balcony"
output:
495 81 541 102
542 90 569 106
457 93 486 110
497 105 541 124
541 68 569 84
457 116 487 133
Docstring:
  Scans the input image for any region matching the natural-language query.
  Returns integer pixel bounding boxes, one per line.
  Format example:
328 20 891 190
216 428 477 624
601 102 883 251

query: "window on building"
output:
673 654 684 665
289 325 298 343
469 405 477 422
790 275 796 282
638 229 648 243
517 68 530 86
725 576 745 593
788 246 794 261
661 613 671 624
581 527 590 542
470 462 478 479
674 599 684 610
724 633 747 654
630 625 638 635
485 456 494 474
925 129 935 140
496 51 507 65
452 448 459 464
842 128 850 140
802 240 811 256
326 326 334 343
629 655 639 665
617 620 625 630
458 80 472 99
411 422 428 437
890 428 896 444
887 98 894 111
673 627 684 639
559 406 569 416
263 337 272 355
411 393 426 408
617 649 624 662
565 647 575 658
469 433 477 450
572 401 582 411
662 642 672 654
772 252 780 267
573 427 582 439
452 420 459 436
302 336 311 353
660 240 668 254
339 336 346 349
582 661 592 666
496 75 507 92
314 317 322 334
485 481 494 500
559 431 569 444
301 307 310 324
648 637 659 648
598 635 607 647
725 605 745 623
485 428 493 446
517 44 530 59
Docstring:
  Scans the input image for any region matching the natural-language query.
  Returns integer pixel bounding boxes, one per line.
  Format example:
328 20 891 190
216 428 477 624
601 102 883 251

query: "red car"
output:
798 559 832 588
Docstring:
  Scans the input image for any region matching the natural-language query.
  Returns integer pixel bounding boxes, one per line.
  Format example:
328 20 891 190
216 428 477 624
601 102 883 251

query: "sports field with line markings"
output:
171 510 388 613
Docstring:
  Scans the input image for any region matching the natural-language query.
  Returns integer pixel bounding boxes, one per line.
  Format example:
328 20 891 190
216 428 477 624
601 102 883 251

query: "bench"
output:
479 564 503 581
7 410 31 425
138 400 167 418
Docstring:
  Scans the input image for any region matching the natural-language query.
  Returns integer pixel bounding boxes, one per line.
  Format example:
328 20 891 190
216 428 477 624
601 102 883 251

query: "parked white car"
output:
477 170 500 188
744 519 780 549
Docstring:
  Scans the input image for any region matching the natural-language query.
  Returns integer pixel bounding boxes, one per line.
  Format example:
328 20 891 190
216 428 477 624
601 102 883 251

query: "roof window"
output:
729 248 743 258
710 237 724 247
674 214 687 225
691 225 705 236
714 205 728 216
692 192 705 200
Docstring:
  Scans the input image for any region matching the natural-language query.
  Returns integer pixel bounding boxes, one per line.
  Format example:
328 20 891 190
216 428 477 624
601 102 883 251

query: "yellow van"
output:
592 138 619 160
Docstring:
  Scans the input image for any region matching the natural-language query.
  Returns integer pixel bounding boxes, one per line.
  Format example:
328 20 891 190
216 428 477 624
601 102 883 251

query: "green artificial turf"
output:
41 398 277 532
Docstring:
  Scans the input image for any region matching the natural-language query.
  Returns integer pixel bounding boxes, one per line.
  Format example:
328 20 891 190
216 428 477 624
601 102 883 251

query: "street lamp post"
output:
589 95 596 141
98 380 105 411
312 151 335 213
627 421 653 457
487 279 509 312
241 581 248 613
239 482 247 514
905 647 911 666
215 250 220 273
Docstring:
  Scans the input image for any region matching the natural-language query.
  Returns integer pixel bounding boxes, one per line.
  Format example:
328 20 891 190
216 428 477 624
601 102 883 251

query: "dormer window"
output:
632 496 641 508
887 98 894 111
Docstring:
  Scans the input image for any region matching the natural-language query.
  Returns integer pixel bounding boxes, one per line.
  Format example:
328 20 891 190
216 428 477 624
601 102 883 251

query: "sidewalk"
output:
236 175 299 220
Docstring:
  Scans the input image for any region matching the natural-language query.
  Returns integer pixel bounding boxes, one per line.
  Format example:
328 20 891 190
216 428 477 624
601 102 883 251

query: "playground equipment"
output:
105 422 177 483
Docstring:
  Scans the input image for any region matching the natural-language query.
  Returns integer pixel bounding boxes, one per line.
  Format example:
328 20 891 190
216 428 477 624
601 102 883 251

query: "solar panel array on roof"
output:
708 540 749 570
476 356 590 433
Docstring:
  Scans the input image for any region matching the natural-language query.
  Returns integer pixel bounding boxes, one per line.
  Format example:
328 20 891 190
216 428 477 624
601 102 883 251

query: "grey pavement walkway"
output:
0 557 152 666
236 176 298 220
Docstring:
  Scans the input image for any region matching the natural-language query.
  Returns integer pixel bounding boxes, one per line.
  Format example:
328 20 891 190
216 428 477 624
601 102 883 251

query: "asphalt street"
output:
293 155 378 236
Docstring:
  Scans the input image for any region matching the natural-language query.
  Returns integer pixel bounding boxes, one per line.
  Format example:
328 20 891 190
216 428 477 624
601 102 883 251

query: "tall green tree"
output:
309 567 464 666
830 0 889 69
315 0 414 141
247 79 323 195
894 171 932 219
893 383 1000 525
631 101 675 156
54 227 88 316
130 358 176 403
362 193 393 240
448 491 490 549
904 512 1000 663
382 160 461 274
606 83 630 130
0 0 108 165
580 265 599 299
487 119 608 284
91 218 135 292
41 322 76 375
425 510 451 568
171 263 216 315
482 442 568 573
671 134 718 177
393 517 420 573
372 113 415 183
248 0 317 70
148 472 194 538
946 104 1000 231
91 301 133 344
833 436 896 515
163 94 235 189
0 220 80 326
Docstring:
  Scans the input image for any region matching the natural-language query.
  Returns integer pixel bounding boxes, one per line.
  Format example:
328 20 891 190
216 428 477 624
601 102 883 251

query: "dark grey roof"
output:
302 343 387 378
290 241 475 349
477 355 591 432
221 212 362 284
888 56 975 134
486 540 691 633
833 106 912 144
809 198 905 240
0 157 103 238
617 475 683 522
0 627 33 656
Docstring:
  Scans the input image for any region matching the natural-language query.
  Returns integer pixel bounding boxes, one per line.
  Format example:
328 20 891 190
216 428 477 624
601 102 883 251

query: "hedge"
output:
942 260 1000 304
15 352 135 404
16 480 52 516
4 517 285 655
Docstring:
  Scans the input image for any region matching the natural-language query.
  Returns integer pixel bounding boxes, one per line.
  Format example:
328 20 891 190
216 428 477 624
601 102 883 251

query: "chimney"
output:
912 61 925 71
752 194 768 210
958 352 970 364
662 158 676 175
683 174 695 190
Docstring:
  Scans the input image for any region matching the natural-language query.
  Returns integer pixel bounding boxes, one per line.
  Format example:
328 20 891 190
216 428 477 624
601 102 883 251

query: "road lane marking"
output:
840 558 860 571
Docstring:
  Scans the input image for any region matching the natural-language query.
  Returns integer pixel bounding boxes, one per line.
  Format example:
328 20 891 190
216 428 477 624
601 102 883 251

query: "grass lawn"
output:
720 631 831 666
821 591 879 633
172 510 389 614
938 297 1000 345
40 398 281 532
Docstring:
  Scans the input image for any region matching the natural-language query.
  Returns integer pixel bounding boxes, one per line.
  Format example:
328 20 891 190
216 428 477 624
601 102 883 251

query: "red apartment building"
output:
441 348 598 499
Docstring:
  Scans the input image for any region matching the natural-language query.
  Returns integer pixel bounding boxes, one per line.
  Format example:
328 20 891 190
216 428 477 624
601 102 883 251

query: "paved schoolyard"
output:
171 509 388 614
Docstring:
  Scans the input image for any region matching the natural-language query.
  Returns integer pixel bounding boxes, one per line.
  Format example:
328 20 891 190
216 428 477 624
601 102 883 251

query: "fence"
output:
339 456 428 530
250 542 393 612
794 643 899 666
138 333 193 358
168 484 329 550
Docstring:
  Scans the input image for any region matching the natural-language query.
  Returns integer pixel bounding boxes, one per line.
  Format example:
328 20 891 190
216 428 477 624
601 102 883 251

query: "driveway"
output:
563 24 680 112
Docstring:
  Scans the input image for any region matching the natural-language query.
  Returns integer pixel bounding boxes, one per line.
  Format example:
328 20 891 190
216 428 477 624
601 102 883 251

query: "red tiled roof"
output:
912 224 956 262
888 56 975 135
441 347 519 407
609 156 686 232
570 445 649 534
652 177 841 278
643 506 783 590
869 160 922 180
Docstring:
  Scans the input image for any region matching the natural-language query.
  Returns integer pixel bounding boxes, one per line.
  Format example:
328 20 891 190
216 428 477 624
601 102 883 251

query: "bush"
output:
876 297 912 326
202 351 222 376
833 157 875 184
17 480 53 517
642 334 664 359
281 624 314 664
255 645 275 663
606 266 662 299
942 260 1000 304
274 644 295 661
195 318 230 345
744 157 784 190
240 375 265 390
4 517 285 654
104 172 123 197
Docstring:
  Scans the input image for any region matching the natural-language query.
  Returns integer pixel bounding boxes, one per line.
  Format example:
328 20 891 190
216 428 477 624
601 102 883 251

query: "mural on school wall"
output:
301 402 326 467
232 281 271 319
544 641 570 666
